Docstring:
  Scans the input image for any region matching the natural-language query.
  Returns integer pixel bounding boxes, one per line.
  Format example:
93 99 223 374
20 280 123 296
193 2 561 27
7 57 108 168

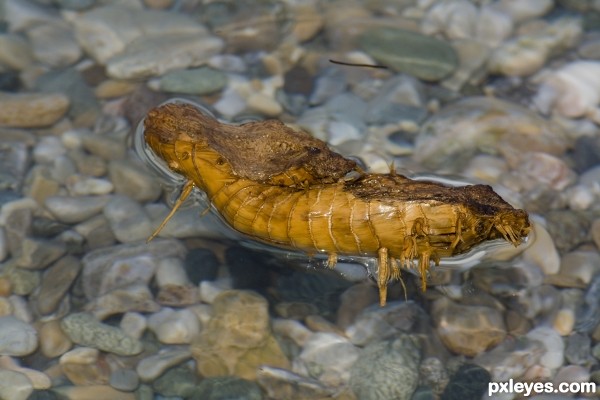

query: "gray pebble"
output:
108 159 162 203
109 368 140 392
80 132 126 161
152 366 198 398
14 237 66 270
565 332 591 365
45 195 112 224
0 316 38 356
103 195 153 243
81 239 185 297
190 376 263 400
350 335 420 400
157 67 227 95
360 27 457 81
35 255 82 315
60 312 143 356
33 136 66 164
4 262 41 295
0 141 29 192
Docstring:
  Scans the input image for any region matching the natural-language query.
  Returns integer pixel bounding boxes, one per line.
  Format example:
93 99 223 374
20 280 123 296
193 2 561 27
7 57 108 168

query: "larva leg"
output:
327 253 338 268
391 257 408 301
147 180 195 242
377 247 390 307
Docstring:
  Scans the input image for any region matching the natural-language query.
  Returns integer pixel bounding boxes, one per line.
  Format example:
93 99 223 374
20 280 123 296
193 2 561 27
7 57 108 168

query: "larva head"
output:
460 185 531 247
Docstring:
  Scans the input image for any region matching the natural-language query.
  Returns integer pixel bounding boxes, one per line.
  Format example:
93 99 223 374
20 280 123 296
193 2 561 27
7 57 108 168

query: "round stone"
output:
0 316 38 356
359 27 458 81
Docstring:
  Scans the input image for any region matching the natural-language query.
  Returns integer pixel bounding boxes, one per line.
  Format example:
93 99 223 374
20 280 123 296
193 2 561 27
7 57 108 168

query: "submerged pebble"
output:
1 0 597 397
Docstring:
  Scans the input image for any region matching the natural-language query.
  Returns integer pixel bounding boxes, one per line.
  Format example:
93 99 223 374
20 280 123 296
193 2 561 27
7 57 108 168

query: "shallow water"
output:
1 0 600 399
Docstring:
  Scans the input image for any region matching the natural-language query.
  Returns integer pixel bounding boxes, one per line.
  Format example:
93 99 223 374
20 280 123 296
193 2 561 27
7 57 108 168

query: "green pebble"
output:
60 312 143 356
159 67 228 95
359 27 458 81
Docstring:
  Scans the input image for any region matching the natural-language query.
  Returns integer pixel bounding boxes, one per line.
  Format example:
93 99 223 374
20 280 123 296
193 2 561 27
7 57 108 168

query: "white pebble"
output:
33 136 66 164
0 316 38 356
522 219 560 275
147 308 201 344
567 184 596 210
67 176 114 196
0 370 33 400
199 279 232 304
526 327 564 369
534 60 600 123
120 312 147 340
155 257 190 287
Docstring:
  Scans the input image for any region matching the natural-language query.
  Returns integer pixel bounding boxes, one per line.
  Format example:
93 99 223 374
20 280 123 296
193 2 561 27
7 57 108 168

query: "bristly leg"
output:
377 247 390 306
147 180 195 242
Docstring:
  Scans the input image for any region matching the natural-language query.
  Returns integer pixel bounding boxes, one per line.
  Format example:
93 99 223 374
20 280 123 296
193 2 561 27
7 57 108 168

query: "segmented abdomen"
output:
213 178 409 258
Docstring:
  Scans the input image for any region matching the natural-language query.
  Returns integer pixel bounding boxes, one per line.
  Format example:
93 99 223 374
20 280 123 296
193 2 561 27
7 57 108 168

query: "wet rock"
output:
107 32 224 79
191 290 290 379
59 347 109 385
350 335 420 400
565 332 591 365
39 319 73 358
474 336 544 381
52 385 135 400
60 312 143 356
0 33 34 71
85 283 160 320
119 312 147 340
81 239 185 299
152 67 227 95
4 262 41 296
526 327 565 370
0 369 33 400
107 159 162 203
136 347 192 382
27 22 81 67
359 27 458 81
489 17 582 77
35 255 81 315
432 297 506 357
521 220 560 275
416 96 569 171
0 316 38 356
0 92 69 128
0 355 51 389
346 301 426 346
152 365 198 398
293 332 359 387
109 368 139 392
191 376 263 400
420 357 449 397
534 60 600 123
103 195 153 243
66 176 113 196
147 308 201 344
33 136 66 165
79 132 126 161
35 68 100 126
257 365 336 399
0 140 29 192
74 214 115 249
44 195 112 224
441 363 490 400
14 238 66 270
545 210 591 253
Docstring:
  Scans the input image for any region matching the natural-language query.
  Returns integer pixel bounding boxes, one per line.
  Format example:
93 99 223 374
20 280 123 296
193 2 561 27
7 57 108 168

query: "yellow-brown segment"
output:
143 102 531 306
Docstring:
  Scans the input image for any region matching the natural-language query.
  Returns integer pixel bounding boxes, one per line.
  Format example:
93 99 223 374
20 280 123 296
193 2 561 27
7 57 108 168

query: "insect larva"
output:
142 101 531 306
